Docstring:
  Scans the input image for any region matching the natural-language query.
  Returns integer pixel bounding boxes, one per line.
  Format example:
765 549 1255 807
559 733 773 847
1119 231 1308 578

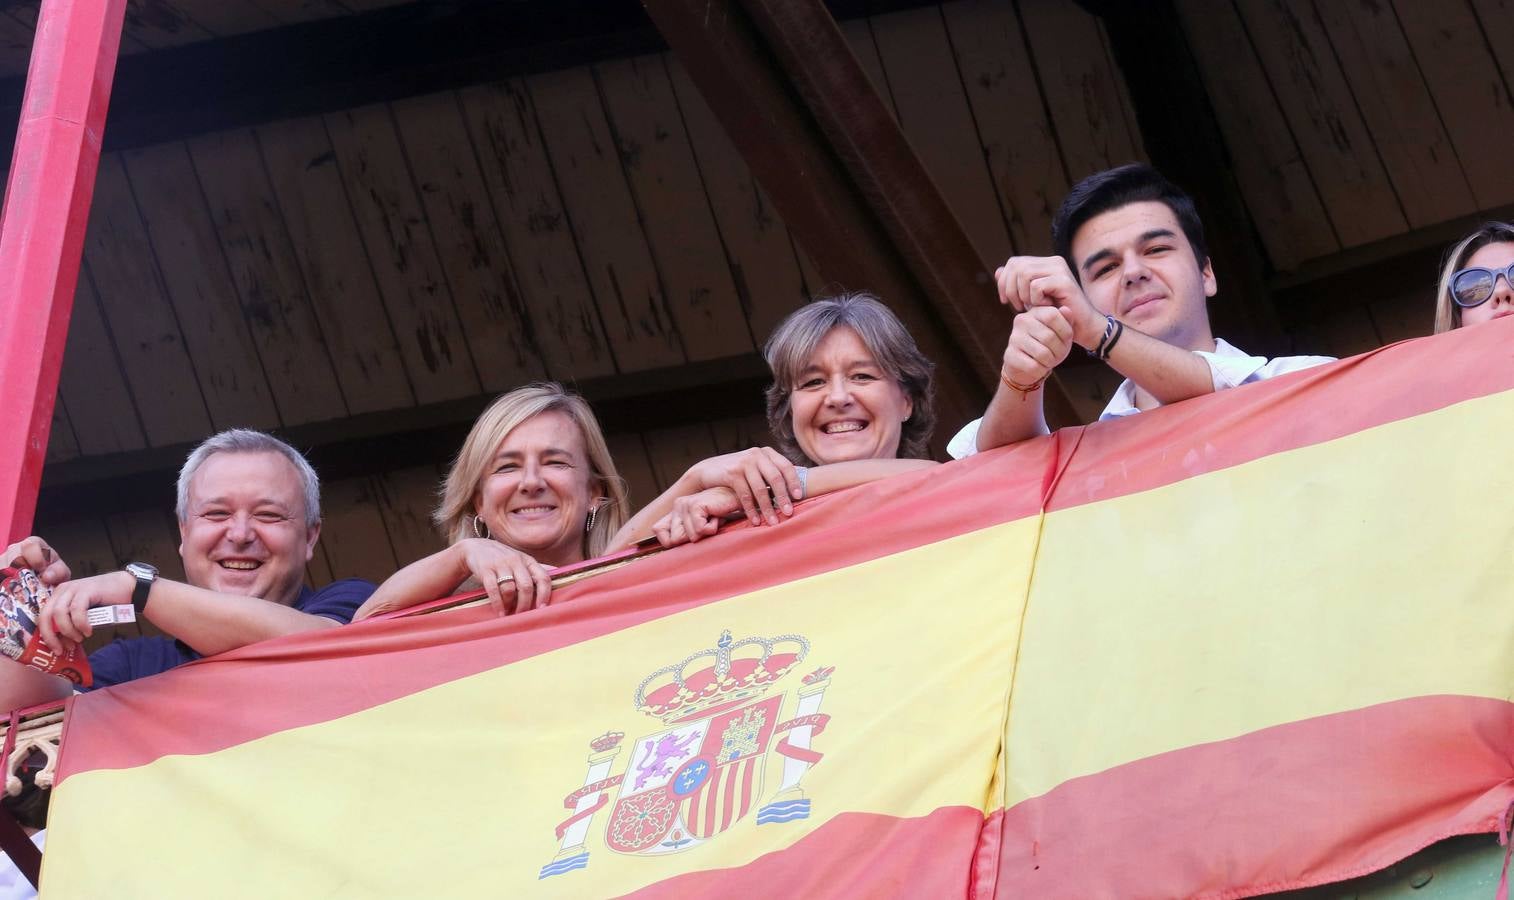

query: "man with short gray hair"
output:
0 429 375 707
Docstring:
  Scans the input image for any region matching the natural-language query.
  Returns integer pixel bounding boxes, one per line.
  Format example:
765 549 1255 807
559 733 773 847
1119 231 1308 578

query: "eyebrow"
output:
797 358 878 377
1079 228 1178 275
493 447 575 461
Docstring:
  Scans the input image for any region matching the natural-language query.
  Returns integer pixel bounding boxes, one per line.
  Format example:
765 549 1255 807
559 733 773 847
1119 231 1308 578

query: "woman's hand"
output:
652 487 743 548
684 448 801 527
454 538 554 616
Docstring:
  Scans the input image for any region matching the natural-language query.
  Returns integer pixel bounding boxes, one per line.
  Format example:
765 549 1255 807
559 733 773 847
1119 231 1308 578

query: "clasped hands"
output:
995 256 1106 391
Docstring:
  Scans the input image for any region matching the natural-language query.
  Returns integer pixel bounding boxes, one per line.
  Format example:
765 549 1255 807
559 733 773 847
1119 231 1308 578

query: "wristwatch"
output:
124 561 158 614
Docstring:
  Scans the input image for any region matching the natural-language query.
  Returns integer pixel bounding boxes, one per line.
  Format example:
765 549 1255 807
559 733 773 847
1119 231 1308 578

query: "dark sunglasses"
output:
1450 263 1514 308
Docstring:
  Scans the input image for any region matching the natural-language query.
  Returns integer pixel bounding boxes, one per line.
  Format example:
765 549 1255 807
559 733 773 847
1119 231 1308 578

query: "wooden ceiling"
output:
0 0 413 77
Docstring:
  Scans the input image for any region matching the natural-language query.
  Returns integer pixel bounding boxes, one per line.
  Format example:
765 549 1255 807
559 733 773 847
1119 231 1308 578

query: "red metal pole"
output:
0 0 127 544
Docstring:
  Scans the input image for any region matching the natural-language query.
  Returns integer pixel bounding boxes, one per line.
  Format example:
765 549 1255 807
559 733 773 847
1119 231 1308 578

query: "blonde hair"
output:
763 293 935 465
1434 222 1514 334
435 383 628 560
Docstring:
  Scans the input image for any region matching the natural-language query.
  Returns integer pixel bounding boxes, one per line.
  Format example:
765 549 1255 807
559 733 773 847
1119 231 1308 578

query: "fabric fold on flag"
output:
40 318 1514 898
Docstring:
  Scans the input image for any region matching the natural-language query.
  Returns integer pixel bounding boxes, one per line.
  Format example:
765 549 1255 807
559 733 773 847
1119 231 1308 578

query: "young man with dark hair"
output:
947 164 1332 457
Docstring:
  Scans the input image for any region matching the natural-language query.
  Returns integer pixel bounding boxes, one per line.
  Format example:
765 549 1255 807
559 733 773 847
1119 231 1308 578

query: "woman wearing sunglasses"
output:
1435 222 1514 332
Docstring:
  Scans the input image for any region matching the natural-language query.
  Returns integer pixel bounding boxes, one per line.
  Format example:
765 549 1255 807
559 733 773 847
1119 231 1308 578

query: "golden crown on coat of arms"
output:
633 630 809 724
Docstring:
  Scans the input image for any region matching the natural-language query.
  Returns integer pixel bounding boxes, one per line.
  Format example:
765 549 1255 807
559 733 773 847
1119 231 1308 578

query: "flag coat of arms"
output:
39 319 1514 897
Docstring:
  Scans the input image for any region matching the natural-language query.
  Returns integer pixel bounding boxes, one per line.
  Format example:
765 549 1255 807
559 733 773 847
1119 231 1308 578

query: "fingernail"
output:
791 487 802 499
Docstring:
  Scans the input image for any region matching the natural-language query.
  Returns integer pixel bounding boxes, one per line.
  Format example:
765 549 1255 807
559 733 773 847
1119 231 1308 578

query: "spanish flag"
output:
42 320 1514 898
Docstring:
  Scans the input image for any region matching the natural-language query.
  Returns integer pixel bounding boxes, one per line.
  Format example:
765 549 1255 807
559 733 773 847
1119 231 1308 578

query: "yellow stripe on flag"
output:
1005 387 1514 806
44 521 1037 898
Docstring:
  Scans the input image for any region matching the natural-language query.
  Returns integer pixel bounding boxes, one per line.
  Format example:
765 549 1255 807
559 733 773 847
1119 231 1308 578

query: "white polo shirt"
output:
946 339 1335 459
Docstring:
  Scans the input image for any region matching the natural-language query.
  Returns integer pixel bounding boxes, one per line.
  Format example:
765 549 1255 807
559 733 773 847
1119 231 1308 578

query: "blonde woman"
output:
354 383 627 620
1434 222 1514 333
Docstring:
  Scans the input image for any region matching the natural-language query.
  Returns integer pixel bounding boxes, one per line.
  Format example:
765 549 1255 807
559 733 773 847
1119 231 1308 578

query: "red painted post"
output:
0 0 127 544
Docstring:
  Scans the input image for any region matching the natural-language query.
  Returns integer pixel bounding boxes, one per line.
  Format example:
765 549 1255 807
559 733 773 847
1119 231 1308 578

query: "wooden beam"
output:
1082 0 1286 355
0 0 940 162
642 0 1082 432
0 0 128 545
34 355 773 526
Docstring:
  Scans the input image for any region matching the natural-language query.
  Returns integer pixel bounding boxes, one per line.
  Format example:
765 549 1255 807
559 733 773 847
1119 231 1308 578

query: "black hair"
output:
1051 164 1208 278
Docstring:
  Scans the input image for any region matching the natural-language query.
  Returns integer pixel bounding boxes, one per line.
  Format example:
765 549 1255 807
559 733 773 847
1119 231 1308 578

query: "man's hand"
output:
683 448 800 527
1003 307 1076 389
653 487 742 548
38 571 133 653
2 536 70 587
996 256 1106 349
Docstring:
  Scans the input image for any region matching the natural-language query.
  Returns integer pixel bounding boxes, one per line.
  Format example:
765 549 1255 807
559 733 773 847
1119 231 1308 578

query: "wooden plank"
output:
44 397 79 464
870 5 1014 267
370 464 445 568
709 413 773 454
643 423 720 491
172 1 281 36
1017 0 1144 181
318 476 401 586
243 0 351 25
104 508 185 584
390 92 550 391
597 55 755 361
1053 364 1124 425
45 517 141 644
57 266 149 456
1315 0 1475 227
1290 305 1382 360
606 432 661 510
943 0 1066 257
122 141 281 431
1230 0 1407 246
1172 0 1339 270
103 507 180 638
839 18 896 116
121 0 215 49
458 79 618 381
528 66 687 372
323 104 481 405
306 541 334 589
0 13 34 79
666 59 810 345
82 154 213 447
187 128 350 425
1367 289 1434 345
257 115 415 414
790 235 828 298
1406 0 1514 210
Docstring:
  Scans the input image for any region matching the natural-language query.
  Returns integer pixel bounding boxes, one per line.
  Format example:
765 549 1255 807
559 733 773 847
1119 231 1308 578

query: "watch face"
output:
126 562 158 579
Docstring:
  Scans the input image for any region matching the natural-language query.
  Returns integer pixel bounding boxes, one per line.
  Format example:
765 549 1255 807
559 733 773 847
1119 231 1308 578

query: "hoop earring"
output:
472 515 490 540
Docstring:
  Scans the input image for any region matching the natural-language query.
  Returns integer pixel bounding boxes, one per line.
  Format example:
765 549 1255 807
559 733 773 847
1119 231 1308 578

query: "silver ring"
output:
496 574 515 587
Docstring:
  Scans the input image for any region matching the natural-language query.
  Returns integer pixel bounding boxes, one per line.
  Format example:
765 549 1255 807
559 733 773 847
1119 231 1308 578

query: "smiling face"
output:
1071 200 1217 351
178 451 319 607
474 410 598 567
1456 241 1514 328
788 326 913 465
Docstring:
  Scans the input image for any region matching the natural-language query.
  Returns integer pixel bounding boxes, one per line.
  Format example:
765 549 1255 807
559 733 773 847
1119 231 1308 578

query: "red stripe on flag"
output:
58 442 1049 780
719 758 741 833
623 806 987 898
990 694 1514 899
702 764 721 839
1044 319 1514 512
739 755 755 821
683 784 701 838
